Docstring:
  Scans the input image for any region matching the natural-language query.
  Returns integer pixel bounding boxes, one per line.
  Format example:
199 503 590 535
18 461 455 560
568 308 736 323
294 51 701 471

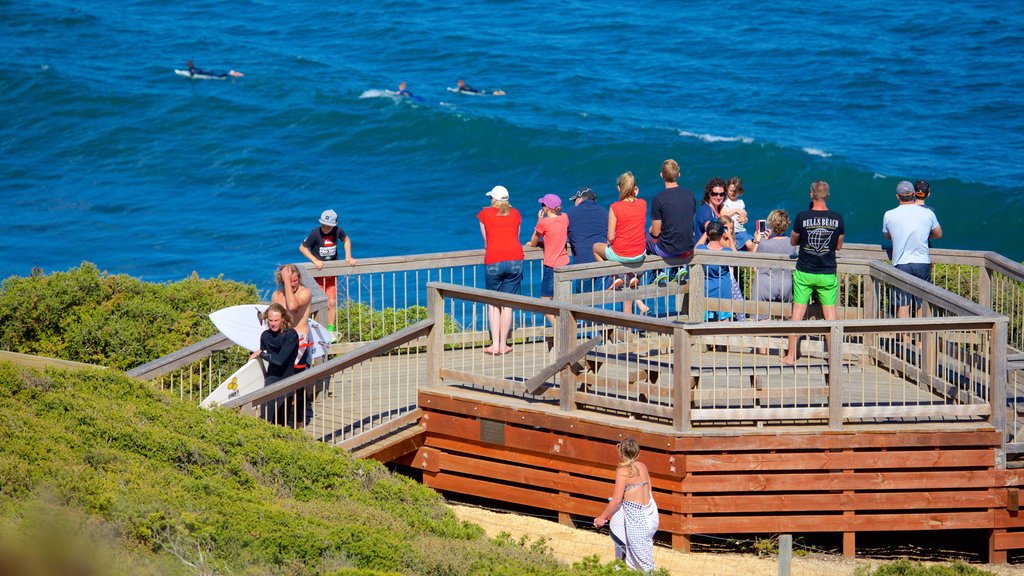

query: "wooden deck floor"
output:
301 333 993 444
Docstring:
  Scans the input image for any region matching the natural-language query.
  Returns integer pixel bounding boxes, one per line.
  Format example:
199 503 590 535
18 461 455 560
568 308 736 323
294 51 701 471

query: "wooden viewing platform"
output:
128 243 1024 562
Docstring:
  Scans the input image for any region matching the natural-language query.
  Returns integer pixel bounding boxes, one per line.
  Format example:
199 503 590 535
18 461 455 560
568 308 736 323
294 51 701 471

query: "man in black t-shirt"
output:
299 209 355 334
647 159 696 284
783 180 845 365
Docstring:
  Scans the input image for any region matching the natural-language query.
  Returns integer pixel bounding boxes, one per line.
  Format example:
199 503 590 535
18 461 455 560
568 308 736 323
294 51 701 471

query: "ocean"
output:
3 0 1022 292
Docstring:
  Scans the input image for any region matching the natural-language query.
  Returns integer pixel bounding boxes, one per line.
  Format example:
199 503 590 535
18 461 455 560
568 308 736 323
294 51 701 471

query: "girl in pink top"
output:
527 193 569 326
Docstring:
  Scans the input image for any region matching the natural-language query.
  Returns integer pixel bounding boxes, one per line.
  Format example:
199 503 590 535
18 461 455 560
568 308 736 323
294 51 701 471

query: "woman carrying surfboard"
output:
250 303 301 425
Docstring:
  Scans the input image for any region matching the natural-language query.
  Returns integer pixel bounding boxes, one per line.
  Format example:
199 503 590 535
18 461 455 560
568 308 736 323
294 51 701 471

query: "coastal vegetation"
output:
0 361 655 575
0 263 257 370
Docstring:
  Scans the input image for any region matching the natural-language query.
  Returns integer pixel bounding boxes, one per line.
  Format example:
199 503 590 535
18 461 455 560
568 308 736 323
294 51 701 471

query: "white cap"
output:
320 209 338 226
485 185 509 201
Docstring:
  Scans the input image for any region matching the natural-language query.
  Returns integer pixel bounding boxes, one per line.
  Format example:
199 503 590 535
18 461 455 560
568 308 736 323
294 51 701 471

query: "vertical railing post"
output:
553 268 572 305
979 264 993 309
673 327 692 431
558 308 577 412
689 261 705 322
862 274 877 319
426 285 444 388
991 318 1008 464
828 325 844 430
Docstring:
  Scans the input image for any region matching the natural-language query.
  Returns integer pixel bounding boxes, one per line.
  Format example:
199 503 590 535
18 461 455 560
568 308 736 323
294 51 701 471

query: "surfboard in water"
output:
175 69 229 80
200 358 265 408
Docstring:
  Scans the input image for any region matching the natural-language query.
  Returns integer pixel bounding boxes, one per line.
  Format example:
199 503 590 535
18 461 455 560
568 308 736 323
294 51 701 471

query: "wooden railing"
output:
128 242 1022 459
426 281 1004 433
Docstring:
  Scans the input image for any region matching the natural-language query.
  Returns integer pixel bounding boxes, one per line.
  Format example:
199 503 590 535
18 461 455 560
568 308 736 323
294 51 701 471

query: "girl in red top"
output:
593 172 647 264
477 185 523 355
591 172 649 313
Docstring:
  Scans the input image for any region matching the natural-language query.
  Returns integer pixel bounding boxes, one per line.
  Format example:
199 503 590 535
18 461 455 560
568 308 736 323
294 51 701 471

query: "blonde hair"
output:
617 171 637 201
810 180 830 200
767 209 790 236
493 198 512 216
262 302 294 331
275 263 301 287
661 159 680 183
617 438 640 476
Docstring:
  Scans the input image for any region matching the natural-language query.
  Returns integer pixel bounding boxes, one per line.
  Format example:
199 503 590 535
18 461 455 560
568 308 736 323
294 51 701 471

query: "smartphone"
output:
756 219 768 236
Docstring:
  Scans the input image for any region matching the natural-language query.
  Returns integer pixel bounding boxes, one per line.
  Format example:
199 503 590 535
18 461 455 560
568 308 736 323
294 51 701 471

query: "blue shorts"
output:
605 246 645 264
485 259 523 295
734 230 754 250
541 265 555 298
894 262 931 307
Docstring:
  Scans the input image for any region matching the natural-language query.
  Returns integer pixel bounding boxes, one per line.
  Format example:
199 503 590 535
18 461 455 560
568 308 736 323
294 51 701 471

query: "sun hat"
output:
320 209 338 226
485 186 509 201
538 193 562 209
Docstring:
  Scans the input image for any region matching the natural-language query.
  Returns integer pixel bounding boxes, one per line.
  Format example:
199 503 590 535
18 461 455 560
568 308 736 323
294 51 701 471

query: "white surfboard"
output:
200 358 265 408
209 304 332 358
210 304 268 352
175 69 228 80
306 319 331 359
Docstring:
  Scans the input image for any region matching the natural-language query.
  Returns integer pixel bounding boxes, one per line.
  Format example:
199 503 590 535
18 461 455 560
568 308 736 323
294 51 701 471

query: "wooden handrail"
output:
221 319 434 409
126 333 234 380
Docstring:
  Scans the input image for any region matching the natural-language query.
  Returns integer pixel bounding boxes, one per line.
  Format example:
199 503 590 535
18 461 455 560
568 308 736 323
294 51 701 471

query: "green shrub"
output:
0 263 258 370
1 361 641 575
335 301 461 343
854 558 995 576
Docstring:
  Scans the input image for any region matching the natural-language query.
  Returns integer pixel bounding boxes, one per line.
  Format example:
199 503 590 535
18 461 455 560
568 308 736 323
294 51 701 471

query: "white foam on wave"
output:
802 147 832 158
872 173 887 180
678 130 754 144
359 89 398 99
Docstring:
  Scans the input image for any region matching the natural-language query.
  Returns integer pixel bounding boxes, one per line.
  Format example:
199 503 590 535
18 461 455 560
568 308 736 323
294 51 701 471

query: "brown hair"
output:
767 209 790 236
727 176 744 198
702 177 726 204
661 159 680 183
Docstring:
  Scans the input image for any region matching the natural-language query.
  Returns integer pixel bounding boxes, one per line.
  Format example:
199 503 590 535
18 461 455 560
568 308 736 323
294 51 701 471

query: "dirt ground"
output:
450 504 1022 576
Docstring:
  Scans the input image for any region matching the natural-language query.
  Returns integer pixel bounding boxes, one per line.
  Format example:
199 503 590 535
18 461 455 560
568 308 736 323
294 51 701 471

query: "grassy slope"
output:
0 362 626 576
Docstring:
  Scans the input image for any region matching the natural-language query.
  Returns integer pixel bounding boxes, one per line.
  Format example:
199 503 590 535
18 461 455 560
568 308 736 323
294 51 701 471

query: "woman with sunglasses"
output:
694 177 728 244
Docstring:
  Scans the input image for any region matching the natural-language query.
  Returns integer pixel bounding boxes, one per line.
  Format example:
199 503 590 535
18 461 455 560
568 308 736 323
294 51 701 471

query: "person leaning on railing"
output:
478 186 524 355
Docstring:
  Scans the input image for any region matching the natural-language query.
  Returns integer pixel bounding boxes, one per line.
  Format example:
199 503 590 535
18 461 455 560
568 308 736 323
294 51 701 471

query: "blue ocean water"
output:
2 0 1022 291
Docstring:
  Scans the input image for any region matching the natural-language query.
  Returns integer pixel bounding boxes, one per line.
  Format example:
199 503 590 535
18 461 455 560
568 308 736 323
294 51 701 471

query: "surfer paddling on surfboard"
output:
453 79 505 96
184 60 244 79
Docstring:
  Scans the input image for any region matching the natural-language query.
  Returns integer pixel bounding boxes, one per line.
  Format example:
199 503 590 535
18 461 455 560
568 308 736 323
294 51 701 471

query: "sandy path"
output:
450 504 1020 576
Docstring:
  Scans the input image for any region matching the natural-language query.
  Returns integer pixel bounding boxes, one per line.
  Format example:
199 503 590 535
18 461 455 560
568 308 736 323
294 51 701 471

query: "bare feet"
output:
781 355 796 366
635 300 650 315
499 346 513 355
483 346 500 355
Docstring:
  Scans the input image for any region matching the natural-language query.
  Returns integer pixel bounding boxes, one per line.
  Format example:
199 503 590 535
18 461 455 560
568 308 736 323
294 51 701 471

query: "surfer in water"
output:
456 79 505 96
186 60 244 78
397 81 413 96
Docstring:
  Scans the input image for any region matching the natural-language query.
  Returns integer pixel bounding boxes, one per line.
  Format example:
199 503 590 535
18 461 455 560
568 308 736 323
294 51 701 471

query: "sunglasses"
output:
710 192 725 197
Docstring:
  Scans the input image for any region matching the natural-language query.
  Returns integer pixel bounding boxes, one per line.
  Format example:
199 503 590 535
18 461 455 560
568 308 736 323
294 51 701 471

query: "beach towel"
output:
609 497 659 572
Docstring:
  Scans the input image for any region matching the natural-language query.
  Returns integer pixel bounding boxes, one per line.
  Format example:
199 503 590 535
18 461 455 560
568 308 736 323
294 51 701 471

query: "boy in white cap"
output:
299 209 356 334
